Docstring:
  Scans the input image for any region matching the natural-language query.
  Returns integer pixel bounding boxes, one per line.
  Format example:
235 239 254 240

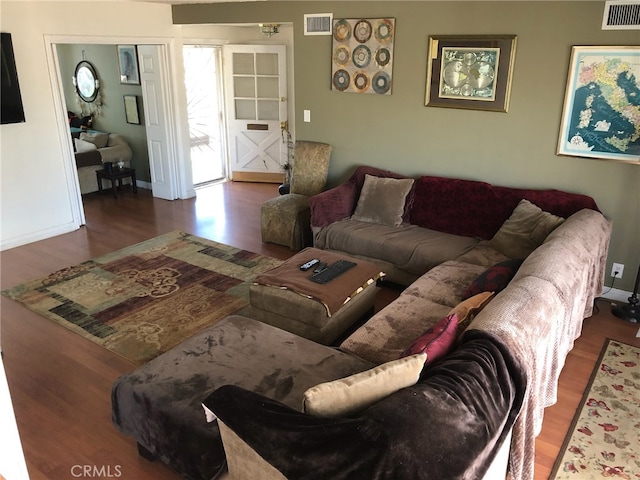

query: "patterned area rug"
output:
2 231 282 365
550 339 640 479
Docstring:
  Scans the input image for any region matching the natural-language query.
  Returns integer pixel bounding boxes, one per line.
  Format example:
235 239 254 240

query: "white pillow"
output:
302 352 426 418
80 132 109 149
74 138 98 153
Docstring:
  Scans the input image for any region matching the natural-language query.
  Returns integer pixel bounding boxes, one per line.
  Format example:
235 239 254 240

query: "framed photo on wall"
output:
123 95 140 124
117 45 140 85
557 46 640 165
425 35 517 112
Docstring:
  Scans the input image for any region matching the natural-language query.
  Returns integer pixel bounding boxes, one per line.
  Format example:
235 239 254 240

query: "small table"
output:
250 248 384 345
96 167 137 198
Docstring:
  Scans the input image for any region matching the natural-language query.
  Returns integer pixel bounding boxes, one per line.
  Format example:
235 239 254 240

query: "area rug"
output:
549 339 640 479
2 231 282 365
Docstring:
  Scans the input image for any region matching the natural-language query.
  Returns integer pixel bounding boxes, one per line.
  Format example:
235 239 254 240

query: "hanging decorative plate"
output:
333 19 352 42
333 46 351 66
333 69 351 91
352 45 372 69
353 20 372 43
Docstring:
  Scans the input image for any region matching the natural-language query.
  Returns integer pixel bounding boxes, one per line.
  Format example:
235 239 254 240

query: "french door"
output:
223 44 288 183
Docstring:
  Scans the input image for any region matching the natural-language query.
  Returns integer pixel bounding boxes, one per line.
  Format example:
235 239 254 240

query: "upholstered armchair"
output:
261 141 332 250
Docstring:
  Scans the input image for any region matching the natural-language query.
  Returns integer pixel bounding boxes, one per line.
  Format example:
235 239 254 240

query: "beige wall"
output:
0 1 181 249
174 1 640 292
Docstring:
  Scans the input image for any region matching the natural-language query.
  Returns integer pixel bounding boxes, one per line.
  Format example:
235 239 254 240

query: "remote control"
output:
300 258 320 271
313 262 328 274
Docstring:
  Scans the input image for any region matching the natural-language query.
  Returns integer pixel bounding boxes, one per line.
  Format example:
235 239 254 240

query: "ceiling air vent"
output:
602 0 640 29
304 13 333 36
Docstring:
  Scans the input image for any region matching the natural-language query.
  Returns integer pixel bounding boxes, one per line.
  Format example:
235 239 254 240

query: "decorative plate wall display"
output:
331 18 395 95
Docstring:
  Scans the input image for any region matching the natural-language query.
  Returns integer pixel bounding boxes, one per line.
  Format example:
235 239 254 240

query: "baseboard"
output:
600 287 632 304
0 222 79 251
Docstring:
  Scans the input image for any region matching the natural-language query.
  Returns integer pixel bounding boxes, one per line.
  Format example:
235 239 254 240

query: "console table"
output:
96 167 137 198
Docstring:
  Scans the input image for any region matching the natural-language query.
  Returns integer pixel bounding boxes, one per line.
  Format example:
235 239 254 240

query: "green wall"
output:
56 44 151 182
174 1 640 293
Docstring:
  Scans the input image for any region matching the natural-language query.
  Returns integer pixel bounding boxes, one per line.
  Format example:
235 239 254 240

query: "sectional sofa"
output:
112 166 611 480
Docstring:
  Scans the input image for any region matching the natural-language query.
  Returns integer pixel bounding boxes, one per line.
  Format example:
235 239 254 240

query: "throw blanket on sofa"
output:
205 330 527 480
468 209 612 480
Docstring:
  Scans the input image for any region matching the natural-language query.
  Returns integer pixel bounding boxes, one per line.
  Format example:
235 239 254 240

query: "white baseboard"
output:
0 222 78 251
601 287 633 304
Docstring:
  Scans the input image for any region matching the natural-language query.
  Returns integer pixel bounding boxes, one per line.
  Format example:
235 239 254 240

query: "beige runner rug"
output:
550 339 640 479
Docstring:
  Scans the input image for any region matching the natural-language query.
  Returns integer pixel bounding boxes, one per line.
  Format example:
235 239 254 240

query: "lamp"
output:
612 263 639 323
259 23 280 38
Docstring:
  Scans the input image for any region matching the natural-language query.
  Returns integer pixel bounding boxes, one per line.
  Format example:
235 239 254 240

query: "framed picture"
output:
117 45 140 85
123 95 140 124
557 46 640 165
425 35 517 112
331 18 395 95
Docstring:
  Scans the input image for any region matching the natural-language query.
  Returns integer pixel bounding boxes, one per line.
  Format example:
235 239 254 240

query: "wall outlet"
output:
611 263 624 278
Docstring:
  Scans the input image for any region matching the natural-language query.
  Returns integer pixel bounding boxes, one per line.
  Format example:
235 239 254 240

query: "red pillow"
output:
462 259 524 300
400 313 458 365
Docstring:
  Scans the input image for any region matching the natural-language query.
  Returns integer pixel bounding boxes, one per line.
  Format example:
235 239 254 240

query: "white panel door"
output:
138 45 177 200
223 44 287 181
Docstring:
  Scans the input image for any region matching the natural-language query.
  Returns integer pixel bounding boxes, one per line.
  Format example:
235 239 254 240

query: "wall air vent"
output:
602 0 640 29
304 13 333 36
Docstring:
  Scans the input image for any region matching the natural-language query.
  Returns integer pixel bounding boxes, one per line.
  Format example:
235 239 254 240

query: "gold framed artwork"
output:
123 95 140 125
331 18 395 95
425 35 517 112
557 46 640 165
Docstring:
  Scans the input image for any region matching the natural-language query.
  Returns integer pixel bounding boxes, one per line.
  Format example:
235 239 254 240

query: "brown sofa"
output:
112 167 611 480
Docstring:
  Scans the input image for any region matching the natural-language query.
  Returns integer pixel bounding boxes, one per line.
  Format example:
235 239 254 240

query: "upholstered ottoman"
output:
111 315 372 480
249 248 384 345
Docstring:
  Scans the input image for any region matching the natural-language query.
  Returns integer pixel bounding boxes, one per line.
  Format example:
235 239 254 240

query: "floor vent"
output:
304 14 333 35
602 0 640 29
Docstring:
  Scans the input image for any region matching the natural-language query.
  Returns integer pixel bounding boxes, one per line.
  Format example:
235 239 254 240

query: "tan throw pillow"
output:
80 132 109 149
74 138 98 153
489 199 565 259
302 352 426 418
449 291 495 334
351 174 414 226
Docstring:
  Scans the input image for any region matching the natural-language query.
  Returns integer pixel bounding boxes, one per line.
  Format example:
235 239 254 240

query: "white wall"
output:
0 1 181 250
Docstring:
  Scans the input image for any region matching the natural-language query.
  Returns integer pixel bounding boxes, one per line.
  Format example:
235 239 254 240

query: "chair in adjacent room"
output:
261 141 332 250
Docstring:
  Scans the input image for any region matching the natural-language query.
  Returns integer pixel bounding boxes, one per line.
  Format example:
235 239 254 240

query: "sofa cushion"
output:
400 313 458 363
409 175 510 239
80 131 109 149
351 175 414 226
302 352 426 418
448 291 495 332
74 138 98 153
489 199 565 259
462 259 524 300
314 220 479 278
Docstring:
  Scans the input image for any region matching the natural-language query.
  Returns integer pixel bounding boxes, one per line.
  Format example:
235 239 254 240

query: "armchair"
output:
261 141 332 250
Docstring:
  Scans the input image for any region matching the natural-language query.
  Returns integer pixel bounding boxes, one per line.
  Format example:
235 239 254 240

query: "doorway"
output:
183 45 226 186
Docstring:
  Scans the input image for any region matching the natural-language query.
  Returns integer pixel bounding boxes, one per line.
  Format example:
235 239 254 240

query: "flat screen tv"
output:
1 32 26 125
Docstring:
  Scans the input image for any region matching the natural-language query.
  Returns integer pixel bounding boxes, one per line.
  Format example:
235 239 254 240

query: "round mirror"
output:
74 61 99 103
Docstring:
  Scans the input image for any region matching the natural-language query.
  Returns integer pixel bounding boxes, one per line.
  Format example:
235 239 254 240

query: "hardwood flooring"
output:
1 181 638 480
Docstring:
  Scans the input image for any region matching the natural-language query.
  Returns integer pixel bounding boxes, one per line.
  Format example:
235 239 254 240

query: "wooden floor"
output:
1 181 638 480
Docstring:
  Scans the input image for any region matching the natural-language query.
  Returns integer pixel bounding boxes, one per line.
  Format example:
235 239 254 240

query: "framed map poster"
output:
557 46 640 165
331 18 395 95
425 35 517 112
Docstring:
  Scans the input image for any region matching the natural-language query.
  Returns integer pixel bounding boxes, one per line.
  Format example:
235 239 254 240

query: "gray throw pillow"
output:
351 174 414 226
489 199 565 259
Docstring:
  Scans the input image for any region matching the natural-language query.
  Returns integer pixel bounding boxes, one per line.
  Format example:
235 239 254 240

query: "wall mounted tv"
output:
1 32 26 125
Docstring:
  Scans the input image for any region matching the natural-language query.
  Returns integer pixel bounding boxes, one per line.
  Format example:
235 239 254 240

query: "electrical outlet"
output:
611 263 624 278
